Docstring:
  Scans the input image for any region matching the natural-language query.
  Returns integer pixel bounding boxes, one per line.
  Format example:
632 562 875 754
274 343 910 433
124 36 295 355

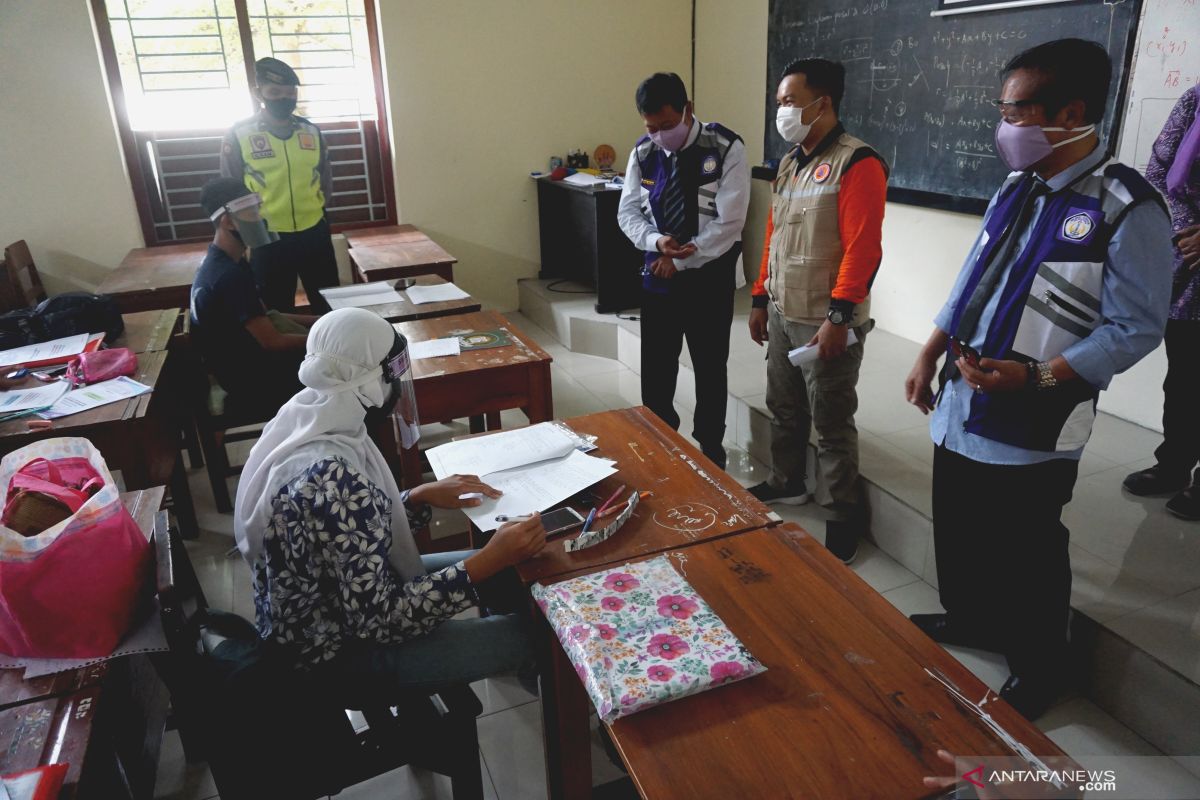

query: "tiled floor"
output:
157 309 1200 799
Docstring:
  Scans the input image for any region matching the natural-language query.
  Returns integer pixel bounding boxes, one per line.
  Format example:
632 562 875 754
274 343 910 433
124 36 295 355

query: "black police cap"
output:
255 57 300 87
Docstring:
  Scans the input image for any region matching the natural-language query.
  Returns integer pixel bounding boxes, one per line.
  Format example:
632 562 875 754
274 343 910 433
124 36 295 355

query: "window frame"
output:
89 0 397 247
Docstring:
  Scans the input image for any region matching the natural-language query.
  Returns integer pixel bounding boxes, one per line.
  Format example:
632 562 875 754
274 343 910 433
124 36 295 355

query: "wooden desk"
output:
98 243 208 313
0 488 169 800
349 238 457 284
512 406 777 585
326 276 480 324
391 311 552 486
475 407 774 800
117 309 181 354
0 348 182 504
343 223 425 248
580 523 1071 799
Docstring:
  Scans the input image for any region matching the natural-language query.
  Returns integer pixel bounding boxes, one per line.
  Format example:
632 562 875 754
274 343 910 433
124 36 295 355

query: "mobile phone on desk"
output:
951 338 981 370
538 507 586 537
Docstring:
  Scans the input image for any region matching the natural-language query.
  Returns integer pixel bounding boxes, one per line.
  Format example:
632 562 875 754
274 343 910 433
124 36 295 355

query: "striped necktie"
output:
658 154 691 244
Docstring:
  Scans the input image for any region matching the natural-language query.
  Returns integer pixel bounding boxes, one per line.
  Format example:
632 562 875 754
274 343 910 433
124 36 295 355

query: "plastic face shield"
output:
212 193 279 249
382 333 420 449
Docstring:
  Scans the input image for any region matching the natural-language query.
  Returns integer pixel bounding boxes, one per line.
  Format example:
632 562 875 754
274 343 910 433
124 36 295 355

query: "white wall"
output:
694 0 1171 432
375 0 692 312
0 0 144 293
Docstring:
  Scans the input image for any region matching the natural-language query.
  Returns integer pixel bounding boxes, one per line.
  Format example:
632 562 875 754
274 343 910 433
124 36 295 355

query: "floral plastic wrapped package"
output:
532 555 766 723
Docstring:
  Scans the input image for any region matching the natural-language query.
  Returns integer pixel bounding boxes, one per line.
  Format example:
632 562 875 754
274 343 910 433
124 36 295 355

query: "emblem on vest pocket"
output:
297 133 316 150
641 178 656 187
249 134 274 159
813 163 832 183
1058 210 1100 245
702 155 718 175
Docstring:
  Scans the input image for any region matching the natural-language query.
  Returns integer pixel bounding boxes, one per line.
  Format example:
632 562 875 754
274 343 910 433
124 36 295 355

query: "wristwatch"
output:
1026 361 1058 390
826 306 851 326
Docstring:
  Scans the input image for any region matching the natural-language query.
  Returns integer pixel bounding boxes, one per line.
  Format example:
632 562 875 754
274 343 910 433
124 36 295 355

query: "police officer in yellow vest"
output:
221 57 337 314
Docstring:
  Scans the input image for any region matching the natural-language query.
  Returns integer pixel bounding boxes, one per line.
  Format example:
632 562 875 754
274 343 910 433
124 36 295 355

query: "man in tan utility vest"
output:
748 58 889 564
221 57 337 314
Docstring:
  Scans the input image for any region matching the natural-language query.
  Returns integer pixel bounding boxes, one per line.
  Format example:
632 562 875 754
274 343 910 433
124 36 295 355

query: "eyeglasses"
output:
993 98 1042 123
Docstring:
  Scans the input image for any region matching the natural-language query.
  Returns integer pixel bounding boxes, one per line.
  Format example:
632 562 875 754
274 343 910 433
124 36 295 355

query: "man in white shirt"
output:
617 72 751 470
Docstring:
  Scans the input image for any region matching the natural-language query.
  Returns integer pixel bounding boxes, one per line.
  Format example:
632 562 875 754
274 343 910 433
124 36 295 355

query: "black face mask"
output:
264 97 297 118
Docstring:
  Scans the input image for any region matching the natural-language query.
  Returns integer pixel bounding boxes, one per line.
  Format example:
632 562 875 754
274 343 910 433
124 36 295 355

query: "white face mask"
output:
776 98 823 144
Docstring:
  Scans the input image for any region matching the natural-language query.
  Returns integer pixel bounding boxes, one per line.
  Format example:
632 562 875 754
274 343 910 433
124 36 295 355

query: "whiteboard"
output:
1116 0 1199 173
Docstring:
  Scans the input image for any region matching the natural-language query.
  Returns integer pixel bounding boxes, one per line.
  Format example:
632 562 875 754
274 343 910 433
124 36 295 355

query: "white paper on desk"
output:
0 380 70 414
0 333 90 369
788 329 858 366
463 449 618 533
427 421 577 479
562 172 606 187
405 282 470 305
38 376 152 420
409 337 461 360
321 281 407 309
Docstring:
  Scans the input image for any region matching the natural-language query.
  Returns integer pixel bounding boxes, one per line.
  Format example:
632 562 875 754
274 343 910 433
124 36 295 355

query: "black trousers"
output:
1155 319 1200 477
251 217 338 314
932 445 1078 680
639 245 739 456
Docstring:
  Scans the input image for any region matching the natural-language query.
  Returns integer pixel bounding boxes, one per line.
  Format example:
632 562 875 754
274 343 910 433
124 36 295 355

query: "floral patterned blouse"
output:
251 456 476 666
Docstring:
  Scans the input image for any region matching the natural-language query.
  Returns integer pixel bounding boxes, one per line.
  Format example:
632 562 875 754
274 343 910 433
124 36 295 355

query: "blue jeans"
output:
320 551 535 696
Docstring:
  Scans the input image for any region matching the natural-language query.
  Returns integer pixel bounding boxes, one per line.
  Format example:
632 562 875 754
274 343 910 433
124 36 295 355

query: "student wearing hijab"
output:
234 307 546 685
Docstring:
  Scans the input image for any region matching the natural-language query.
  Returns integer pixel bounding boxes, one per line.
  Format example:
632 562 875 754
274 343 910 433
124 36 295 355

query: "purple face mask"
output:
995 120 1096 172
649 115 691 152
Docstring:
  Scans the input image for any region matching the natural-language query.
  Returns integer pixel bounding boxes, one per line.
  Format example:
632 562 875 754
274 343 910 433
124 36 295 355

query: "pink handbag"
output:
65 347 137 386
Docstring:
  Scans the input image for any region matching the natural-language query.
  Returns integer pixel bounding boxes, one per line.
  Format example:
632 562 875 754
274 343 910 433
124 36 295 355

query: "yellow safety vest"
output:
230 116 325 233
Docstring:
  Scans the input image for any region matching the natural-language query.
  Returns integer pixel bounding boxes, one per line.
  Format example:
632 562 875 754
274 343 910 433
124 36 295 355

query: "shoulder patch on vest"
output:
812 163 832 183
703 122 742 145
702 154 719 175
297 132 316 150
1058 209 1100 245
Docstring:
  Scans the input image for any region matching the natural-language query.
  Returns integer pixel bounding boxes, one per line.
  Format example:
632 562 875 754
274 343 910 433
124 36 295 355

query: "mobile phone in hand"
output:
951 338 981 369
539 507 586 536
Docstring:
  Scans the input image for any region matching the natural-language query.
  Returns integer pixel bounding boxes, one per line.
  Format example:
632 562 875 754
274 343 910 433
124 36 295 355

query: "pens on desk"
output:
596 490 653 520
580 508 597 535
495 513 535 523
595 484 626 516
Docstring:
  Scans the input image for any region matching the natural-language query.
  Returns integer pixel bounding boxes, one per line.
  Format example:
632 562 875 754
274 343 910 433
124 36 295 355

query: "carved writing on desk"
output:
652 503 718 538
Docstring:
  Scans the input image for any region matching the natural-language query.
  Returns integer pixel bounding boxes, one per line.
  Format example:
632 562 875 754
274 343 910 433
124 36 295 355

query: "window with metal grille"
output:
92 0 395 245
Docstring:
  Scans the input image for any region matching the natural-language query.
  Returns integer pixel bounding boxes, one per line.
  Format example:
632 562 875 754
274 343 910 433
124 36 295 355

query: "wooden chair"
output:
172 318 272 514
152 511 487 800
1 240 48 312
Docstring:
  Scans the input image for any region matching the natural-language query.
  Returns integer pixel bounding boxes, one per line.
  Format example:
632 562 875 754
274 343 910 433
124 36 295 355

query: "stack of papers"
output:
39 377 152 420
405 282 470 305
427 422 617 532
409 337 461 360
788 330 859 366
320 282 407 310
562 173 607 188
0 333 98 370
0 381 71 420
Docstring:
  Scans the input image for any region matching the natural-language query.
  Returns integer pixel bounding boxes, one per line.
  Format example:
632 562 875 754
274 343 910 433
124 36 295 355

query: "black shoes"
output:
908 613 1000 653
824 519 859 565
1166 484 1200 520
1000 673 1060 721
1123 465 1189 497
748 480 810 506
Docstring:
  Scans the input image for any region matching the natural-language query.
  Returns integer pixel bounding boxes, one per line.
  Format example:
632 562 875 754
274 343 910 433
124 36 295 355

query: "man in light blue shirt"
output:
903 39 1173 720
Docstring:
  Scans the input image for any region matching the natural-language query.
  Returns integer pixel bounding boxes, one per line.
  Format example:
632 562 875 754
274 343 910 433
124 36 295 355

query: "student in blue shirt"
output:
903 39 1173 720
191 178 317 417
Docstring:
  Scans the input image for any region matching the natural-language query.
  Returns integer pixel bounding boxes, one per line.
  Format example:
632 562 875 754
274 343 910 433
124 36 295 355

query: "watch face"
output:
828 309 847 325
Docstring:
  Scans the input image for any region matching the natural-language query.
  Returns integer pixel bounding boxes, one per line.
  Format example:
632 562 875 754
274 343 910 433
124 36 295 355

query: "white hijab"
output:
233 307 423 581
